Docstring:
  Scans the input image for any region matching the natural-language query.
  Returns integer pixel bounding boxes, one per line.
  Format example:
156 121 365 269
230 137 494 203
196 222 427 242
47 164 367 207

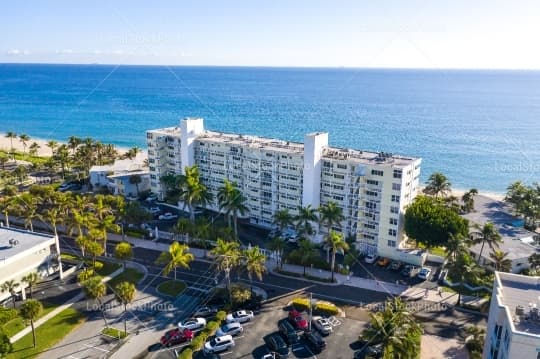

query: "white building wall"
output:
303 132 328 208
180 118 204 174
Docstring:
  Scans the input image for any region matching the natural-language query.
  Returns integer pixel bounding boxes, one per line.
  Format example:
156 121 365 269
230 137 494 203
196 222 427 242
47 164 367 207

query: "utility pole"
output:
308 292 313 331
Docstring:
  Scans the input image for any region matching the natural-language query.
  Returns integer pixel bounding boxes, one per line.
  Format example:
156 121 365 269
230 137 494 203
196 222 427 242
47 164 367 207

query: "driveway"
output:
421 335 468 359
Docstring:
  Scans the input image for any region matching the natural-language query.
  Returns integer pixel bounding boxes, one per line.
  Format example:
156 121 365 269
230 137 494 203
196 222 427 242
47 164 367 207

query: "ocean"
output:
1 63 539 194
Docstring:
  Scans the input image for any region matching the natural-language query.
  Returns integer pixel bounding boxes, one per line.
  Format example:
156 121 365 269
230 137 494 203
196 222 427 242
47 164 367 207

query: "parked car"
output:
438 269 448 284
377 257 390 267
159 212 178 220
278 319 299 344
160 328 193 347
193 305 218 318
262 353 278 359
177 317 206 330
389 260 402 271
311 316 332 336
354 342 383 359
303 330 326 353
149 206 161 214
216 322 244 337
265 334 290 358
288 310 308 330
364 254 377 264
417 267 432 280
226 310 254 323
146 194 158 202
401 265 416 277
203 335 235 354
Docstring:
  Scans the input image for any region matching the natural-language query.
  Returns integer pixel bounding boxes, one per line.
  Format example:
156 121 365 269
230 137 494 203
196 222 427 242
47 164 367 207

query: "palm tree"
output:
173 217 193 242
82 276 108 325
1 280 20 309
272 209 293 235
114 242 133 269
54 144 70 179
445 233 470 262
461 188 478 213
29 142 40 157
46 140 58 157
123 146 141 160
19 299 43 348
268 236 286 269
294 205 318 238
228 188 249 240
423 172 451 198
470 222 502 264
319 201 344 234
114 281 136 334
490 249 512 272
211 239 241 296
67 136 81 155
447 254 485 305
18 134 30 154
218 179 236 227
295 239 318 275
179 166 213 223
5 132 17 160
193 216 212 254
242 247 267 284
324 231 349 282
92 195 120 256
155 242 194 280
22 272 40 299
13 192 39 231
129 174 142 197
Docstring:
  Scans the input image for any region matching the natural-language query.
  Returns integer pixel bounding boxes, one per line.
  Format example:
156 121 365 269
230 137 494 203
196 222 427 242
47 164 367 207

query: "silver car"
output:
312 316 333 335
216 322 244 337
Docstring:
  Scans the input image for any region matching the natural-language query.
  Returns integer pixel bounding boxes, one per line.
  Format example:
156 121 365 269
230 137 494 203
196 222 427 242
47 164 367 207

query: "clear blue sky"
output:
2 0 539 69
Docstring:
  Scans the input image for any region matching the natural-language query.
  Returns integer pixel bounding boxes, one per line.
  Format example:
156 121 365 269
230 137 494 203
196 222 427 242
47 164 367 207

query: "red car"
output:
288 310 308 330
160 328 194 347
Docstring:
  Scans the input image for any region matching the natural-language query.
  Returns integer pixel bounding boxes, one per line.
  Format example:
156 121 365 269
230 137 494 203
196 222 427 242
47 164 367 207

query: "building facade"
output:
483 272 540 359
89 154 150 198
147 118 422 259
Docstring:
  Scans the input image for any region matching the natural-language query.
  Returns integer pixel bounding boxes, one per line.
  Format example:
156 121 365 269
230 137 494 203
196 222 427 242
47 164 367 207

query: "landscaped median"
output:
291 297 342 317
101 326 128 340
156 280 186 297
177 310 227 359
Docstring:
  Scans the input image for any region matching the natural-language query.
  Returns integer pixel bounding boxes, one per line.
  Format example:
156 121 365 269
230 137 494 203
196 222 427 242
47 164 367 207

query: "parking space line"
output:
83 343 110 353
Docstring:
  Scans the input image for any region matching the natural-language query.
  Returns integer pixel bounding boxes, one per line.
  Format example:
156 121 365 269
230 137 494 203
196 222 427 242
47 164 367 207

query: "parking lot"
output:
188 300 368 359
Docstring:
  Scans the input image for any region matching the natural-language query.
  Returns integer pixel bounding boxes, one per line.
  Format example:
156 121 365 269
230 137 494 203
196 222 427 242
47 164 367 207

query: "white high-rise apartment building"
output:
483 272 540 359
147 118 422 260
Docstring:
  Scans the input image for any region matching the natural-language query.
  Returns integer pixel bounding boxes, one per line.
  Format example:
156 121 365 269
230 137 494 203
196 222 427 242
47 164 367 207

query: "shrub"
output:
189 332 208 351
314 302 339 316
292 298 310 312
0 329 12 357
216 310 227 322
0 307 18 325
177 347 193 359
92 261 104 271
204 321 219 336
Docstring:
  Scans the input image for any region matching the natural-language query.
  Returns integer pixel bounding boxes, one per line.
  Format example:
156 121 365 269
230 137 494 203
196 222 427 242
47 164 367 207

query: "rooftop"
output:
0 227 56 264
496 272 540 336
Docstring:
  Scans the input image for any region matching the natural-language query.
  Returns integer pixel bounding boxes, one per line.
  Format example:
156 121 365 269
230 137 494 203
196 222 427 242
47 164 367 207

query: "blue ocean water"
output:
1 63 539 193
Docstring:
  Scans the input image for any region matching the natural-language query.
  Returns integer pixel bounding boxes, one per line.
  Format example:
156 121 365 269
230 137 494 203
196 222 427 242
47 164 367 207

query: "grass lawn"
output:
107 268 144 290
157 280 186 297
6 307 84 359
101 326 128 339
60 254 121 277
2 302 58 338
416 243 447 257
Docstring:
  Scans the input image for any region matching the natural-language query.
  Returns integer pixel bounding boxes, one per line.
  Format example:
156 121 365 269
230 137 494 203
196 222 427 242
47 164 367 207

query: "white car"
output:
312 316 333 335
159 212 178 220
216 322 244 337
178 317 206 331
203 334 235 354
149 207 161 214
417 267 432 280
226 310 254 324
364 254 377 264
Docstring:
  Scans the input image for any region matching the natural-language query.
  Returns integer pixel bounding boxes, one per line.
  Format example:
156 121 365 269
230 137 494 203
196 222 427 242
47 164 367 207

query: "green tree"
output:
292 239 318 275
46 140 58 157
82 276 108 326
268 236 286 269
85 233 105 268
445 233 470 262
218 179 236 228
22 272 40 299
123 201 152 226
319 201 344 234
210 239 241 298
19 300 43 348
294 205 318 238
114 242 133 269
404 195 469 248
67 136 81 155
129 174 142 196
0 330 12 357
13 165 28 183
18 134 30 154
0 280 19 309
173 217 193 242
423 172 452 198
54 144 70 179
178 166 213 223
0 152 8 170
470 222 502 264
114 281 136 334
324 231 349 282
92 194 120 256
461 188 478 213
447 253 485 305
155 242 194 280
489 249 512 272
505 181 540 230
28 142 40 157
5 132 17 160
272 209 293 234
529 253 540 273
242 247 267 283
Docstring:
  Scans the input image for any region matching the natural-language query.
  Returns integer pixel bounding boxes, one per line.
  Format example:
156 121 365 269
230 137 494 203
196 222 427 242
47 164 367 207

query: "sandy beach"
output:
0 132 133 157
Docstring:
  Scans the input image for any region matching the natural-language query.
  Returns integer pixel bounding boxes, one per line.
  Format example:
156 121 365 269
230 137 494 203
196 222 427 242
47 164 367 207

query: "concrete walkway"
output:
9 266 124 343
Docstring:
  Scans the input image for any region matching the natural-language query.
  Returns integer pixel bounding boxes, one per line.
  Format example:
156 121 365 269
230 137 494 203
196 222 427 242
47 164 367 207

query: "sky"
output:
1 0 540 69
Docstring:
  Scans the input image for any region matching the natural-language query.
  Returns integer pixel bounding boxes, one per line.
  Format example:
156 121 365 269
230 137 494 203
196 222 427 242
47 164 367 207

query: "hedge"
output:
203 321 219 336
177 348 193 359
314 302 339 316
0 308 17 326
292 298 310 312
216 311 227 322
189 332 208 351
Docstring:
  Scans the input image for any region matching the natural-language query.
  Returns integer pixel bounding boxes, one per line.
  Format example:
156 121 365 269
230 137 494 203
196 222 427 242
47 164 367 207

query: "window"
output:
391 195 400 203
364 223 376 230
366 179 379 185
333 195 344 201
333 184 344 190
388 229 397 236
393 169 402 179
366 190 378 197
392 183 401 191
366 202 377 209
371 170 384 176
337 164 347 170
387 240 396 247
390 206 399 214
334 174 344 179
389 218 398 225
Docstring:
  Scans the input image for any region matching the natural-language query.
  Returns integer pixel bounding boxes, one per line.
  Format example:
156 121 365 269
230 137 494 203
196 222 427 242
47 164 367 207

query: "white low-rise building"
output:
0 227 62 302
483 272 540 359
89 154 150 197
147 118 423 262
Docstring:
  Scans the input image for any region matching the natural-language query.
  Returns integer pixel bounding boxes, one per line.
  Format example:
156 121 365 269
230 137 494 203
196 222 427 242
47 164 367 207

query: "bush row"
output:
291 297 339 316
0 307 17 325
179 310 228 358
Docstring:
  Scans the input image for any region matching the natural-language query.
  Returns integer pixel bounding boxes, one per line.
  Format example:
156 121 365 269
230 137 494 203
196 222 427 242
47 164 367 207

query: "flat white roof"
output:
0 227 56 265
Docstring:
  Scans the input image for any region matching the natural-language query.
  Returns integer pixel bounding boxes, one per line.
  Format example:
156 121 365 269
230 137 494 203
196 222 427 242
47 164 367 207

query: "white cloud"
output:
6 49 30 56
55 49 73 55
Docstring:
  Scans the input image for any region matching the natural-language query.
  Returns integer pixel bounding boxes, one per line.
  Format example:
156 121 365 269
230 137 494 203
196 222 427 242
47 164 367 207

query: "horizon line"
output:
1 61 540 72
